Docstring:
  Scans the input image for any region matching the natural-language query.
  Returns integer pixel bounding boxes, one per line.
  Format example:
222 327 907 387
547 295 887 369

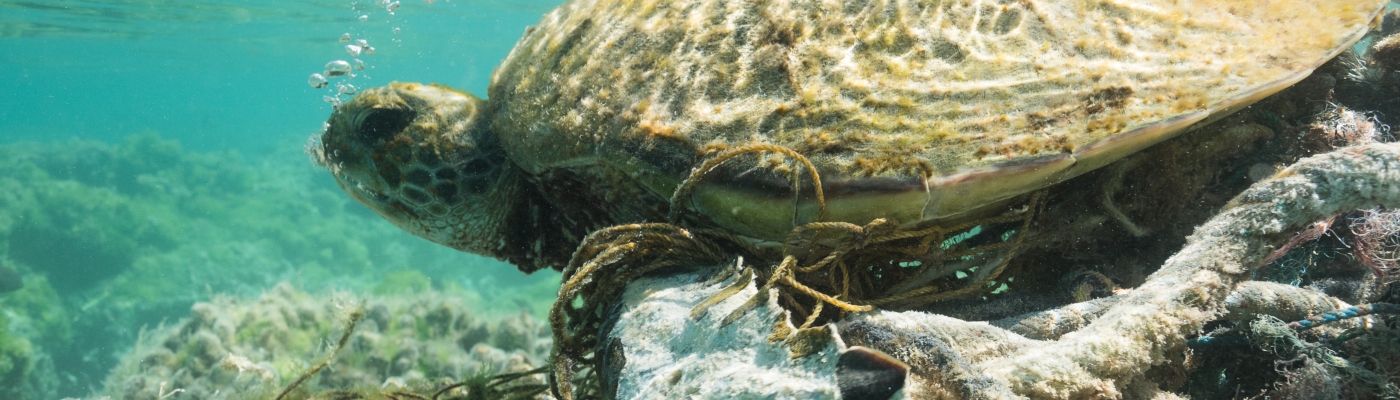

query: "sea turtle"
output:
312 0 1390 273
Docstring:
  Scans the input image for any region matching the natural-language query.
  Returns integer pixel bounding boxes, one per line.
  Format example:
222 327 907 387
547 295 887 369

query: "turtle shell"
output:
488 0 1387 240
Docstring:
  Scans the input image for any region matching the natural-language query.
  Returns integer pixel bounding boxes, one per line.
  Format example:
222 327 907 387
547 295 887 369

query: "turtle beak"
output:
335 162 392 207
314 84 421 223
313 82 498 244
319 134 419 225
337 172 419 226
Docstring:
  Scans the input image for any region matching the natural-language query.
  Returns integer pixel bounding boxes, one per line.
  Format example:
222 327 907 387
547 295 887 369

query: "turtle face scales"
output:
314 82 514 256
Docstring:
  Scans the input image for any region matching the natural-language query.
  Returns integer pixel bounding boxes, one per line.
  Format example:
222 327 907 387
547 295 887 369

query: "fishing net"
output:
545 144 1047 398
547 142 1400 399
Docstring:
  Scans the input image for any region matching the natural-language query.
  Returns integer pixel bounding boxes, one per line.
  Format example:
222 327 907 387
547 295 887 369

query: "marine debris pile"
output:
559 127 1400 400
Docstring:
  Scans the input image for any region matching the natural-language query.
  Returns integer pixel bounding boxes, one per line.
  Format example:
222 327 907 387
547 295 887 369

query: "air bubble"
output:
353 59 366 71
386 1 400 12
345 44 362 57
393 27 401 34
358 14 368 22
324 60 353 77
308 73 328 88
338 83 358 95
355 39 369 48
425 0 435 4
363 46 376 55
339 33 351 42
323 95 340 104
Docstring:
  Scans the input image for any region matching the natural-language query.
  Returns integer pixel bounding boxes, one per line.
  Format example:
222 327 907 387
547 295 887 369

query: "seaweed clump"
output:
0 273 69 400
0 134 558 396
100 283 551 400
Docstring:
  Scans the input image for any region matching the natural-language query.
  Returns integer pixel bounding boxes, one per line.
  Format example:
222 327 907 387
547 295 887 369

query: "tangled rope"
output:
547 223 733 399
547 142 1400 398
547 144 1047 398
668 144 827 224
1290 302 1400 329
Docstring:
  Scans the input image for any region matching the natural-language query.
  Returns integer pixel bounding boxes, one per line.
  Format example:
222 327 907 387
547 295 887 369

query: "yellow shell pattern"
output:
488 0 1387 239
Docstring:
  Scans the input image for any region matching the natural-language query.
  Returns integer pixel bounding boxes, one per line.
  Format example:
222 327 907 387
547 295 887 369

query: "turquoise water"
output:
0 1 565 398
1 0 560 155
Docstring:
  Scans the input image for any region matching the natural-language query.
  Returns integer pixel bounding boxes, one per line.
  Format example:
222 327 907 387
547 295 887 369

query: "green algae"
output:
374 269 434 296
101 283 550 400
0 313 36 397
0 274 68 399
0 133 559 397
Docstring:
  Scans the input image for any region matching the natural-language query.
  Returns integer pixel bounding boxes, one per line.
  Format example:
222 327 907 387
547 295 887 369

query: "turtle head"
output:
312 82 518 260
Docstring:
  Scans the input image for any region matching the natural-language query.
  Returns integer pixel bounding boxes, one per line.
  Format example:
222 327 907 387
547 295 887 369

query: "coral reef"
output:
101 282 550 400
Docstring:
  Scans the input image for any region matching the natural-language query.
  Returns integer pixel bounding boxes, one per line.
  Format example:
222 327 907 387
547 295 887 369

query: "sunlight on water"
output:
0 0 561 154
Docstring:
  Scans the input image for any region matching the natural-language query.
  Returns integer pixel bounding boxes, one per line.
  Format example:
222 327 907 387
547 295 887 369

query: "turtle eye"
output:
358 108 416 143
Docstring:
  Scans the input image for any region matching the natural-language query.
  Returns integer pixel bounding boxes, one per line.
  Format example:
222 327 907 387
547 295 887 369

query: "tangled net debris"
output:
548 144 1043 398
547 142 1400 399
1353 207 1400 279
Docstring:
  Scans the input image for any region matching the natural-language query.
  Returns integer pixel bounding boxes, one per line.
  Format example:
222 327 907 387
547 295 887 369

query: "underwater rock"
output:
100 282 550 400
